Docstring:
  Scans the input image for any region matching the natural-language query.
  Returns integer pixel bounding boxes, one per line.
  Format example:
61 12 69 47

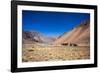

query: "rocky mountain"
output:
22 30 56 44
54 20 90 46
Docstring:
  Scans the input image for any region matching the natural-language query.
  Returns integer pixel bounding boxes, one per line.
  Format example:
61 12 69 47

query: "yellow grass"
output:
22 45 90 62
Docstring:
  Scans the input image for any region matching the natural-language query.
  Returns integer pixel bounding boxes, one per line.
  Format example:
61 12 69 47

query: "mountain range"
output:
22 30 56 44
23 20 90 46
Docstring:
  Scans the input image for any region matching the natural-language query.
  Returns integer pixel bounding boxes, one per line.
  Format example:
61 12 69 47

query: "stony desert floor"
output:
22 44 90 62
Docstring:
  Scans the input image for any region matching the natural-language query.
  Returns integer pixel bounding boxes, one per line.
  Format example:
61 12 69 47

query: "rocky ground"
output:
22 44 90 62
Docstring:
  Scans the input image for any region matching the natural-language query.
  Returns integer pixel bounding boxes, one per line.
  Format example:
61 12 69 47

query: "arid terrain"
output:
22 44 90 62
22 20 90 62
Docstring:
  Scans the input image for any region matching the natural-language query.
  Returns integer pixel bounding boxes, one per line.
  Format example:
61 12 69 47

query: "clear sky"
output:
22 10 90 37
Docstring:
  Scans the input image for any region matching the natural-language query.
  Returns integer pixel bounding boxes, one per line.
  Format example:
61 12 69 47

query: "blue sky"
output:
22 10 90 37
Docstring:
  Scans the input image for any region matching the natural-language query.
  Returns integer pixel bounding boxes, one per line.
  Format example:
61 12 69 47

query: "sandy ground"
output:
22 44 90 62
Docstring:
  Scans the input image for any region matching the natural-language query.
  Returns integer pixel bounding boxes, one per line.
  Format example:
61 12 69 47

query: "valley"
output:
22 20 90 62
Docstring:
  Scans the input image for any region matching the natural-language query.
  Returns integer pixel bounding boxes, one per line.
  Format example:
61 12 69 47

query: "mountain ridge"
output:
54 20 90 46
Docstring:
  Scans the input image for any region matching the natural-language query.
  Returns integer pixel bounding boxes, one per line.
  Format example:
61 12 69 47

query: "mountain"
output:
54 20 90 46
22 30 56 44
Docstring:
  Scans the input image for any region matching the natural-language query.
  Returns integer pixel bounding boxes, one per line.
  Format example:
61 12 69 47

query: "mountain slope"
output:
54 20 90 46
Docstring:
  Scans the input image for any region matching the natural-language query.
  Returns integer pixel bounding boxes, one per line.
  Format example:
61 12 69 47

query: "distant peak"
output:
76 19 90 28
